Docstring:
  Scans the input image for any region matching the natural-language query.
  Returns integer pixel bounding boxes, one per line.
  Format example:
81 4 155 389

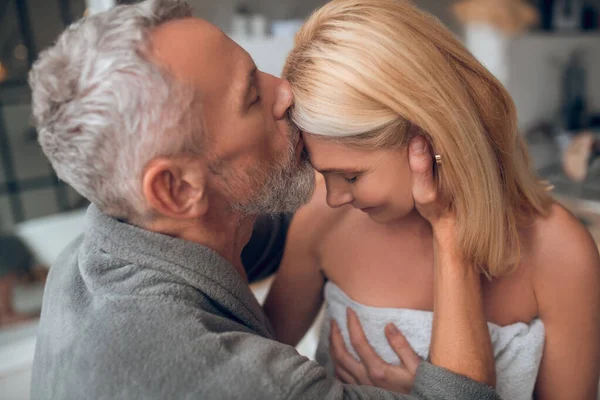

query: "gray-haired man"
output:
29 0 498 399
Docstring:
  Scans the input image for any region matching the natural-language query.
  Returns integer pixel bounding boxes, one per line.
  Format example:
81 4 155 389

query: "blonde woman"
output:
264 1 600 399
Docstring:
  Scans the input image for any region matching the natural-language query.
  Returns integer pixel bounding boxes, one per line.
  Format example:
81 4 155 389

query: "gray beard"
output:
234 157 314 216
230 131 315 216
217 118 314 216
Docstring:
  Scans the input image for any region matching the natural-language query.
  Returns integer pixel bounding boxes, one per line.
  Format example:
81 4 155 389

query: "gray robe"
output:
30 204 499 400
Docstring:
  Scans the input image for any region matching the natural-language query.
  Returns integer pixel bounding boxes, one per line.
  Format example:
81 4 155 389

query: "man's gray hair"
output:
29 0 201 223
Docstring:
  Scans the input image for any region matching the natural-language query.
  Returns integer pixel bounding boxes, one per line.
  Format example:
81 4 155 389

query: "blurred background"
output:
0 0 599 398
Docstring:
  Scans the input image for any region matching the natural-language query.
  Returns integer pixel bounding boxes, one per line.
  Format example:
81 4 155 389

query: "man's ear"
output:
142 157 208 219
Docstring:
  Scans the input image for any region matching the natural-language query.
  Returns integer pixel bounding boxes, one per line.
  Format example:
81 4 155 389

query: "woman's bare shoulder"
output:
529 201 600 284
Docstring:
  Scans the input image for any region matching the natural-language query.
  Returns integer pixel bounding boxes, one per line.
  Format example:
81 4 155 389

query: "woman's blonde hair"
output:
284 0 552 277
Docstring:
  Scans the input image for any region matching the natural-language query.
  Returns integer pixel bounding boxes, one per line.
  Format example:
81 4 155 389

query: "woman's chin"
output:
367 207 415 225
364 208 391 224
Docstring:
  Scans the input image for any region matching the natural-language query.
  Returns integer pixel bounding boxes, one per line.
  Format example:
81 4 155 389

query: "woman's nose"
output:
326 187 353 208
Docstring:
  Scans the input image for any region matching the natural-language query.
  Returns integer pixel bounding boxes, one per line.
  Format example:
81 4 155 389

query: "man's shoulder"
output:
41 233 85 304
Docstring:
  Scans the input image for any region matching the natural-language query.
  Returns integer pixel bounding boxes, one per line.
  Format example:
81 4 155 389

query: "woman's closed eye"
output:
344 176 359 184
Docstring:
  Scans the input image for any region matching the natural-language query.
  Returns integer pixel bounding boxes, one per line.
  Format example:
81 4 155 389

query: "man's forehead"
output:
149 18 248 89
151 18 223 57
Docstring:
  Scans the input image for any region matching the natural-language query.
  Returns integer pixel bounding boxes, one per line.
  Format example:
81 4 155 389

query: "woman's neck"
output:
384 208 433 238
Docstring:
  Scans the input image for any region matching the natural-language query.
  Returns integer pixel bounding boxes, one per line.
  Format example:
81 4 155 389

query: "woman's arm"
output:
263 182 329 346
429 228 495 387
408 137 495 386
533 205 600 400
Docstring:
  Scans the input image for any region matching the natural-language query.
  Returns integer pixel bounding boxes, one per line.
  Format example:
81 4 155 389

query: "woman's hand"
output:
329 308 421 393
408 136 455 240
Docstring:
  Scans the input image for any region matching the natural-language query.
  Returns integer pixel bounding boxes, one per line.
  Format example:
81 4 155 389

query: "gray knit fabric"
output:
30 204 501 400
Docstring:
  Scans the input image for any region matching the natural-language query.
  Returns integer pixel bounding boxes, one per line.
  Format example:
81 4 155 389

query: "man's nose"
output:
326 187 353 209
272 79 294 120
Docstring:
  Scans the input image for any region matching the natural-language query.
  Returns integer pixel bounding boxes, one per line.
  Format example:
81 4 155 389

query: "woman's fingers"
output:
347 308 388 383
385 323 421 375
335 367 358 385
329 319 372 385
408 136 437 210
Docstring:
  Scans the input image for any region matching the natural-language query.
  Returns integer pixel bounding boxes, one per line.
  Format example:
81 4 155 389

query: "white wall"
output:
187 0 459 34
187 0 326 32
507 34 600 130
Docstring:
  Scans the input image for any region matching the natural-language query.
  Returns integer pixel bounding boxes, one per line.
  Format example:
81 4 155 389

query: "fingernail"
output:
386 323 399 336
410 136 426 154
